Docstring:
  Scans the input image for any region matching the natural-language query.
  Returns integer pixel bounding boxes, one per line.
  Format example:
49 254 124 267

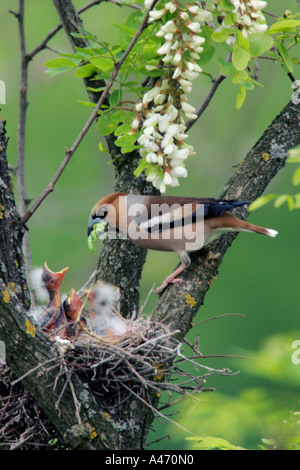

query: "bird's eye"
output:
97 207 108 219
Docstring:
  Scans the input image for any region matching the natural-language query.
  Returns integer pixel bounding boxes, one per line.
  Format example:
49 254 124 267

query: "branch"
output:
8 1 35 289
21 0 159 225
185 73 226 131
154 100 300 341
27 0 140 60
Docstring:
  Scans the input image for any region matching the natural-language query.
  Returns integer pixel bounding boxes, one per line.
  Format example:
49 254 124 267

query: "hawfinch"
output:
86 282 127 338
88 192 278 293
30 262 69 337
63 288 85 338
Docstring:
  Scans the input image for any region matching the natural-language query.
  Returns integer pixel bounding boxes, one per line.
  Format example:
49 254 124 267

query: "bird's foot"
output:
156 277 184 294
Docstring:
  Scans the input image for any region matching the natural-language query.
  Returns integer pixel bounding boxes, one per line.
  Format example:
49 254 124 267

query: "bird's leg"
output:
156 252 191 294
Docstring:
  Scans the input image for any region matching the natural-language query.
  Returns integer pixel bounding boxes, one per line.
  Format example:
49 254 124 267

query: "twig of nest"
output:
0 365 66 450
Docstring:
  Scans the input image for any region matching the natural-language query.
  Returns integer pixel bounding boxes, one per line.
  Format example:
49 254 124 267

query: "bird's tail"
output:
242 221 278 237
214 212 278 237
232 217 278 237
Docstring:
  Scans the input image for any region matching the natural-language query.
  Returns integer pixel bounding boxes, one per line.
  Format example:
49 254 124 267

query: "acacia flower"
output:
129 0 212 192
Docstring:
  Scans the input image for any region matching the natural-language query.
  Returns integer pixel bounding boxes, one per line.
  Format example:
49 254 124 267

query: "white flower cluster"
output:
216 0 268 41
130 0 212 193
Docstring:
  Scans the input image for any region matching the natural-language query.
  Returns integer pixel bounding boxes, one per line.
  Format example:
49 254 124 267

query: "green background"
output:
1 0 299 450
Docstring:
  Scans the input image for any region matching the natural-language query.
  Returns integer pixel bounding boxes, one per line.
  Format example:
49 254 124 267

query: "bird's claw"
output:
156 277 185 294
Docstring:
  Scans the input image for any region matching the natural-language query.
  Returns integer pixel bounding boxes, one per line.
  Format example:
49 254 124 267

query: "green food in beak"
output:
87 221 108 252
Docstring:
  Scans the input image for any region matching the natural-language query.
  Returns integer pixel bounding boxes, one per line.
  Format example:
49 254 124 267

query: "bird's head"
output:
87 192 127 237
64 288 84 321
42 262 69 293
87 201 109 237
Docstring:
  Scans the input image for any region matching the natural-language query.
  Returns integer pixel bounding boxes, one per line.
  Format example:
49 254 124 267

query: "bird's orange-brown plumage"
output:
88 192 278 293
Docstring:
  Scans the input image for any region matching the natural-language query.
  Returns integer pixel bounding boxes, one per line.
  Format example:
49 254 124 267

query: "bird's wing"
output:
137 197 250 234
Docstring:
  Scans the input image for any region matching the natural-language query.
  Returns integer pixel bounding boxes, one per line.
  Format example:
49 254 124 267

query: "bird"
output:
87 192 278 293
85 281 127 338
30 262 69 338
63 288 85 338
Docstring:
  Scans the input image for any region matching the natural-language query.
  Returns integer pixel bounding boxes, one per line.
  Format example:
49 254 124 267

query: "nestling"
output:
63 288 85 338
87 192 278 293
86 281 127 338
30 262 69 338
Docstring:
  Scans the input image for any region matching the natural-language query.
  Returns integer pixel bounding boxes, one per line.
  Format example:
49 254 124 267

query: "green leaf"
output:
232 70 249 84
97 109 125 136
99 142 109 153
248 33 274 57
120 145 139 154
139 66 164 77
111 22 137 37
133 158 148 177
114 123 132 136
114 132 139 148
109 89 122 107
219 0 235 11
215 57 235 76
292 167 300 186
90 56 114 72
236 30 249 51
269 19 300 34
77 100 97 107
211 29 229 43
294 194 300 209
198 44 215 66
287 146 300 162
186 436 245 451
287 195 295 211
45 57 77 68
232 43 250 71
74 46 95 57
75 64 97 78
44 66 73 77
276 42 294 73
274 194 290 209
248 194 276 211
236 85 246 109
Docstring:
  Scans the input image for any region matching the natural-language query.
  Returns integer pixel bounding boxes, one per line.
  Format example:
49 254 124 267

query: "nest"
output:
61 314 235 415
66 318 180 410
1 312 236 449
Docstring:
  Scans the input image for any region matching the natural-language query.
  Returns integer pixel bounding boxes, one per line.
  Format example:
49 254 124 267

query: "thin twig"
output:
185 73 226 131
27 0 140 60
14 0 33 283
10 357 60 386
21 0 159 225
193 312 246 328
122 382 196 436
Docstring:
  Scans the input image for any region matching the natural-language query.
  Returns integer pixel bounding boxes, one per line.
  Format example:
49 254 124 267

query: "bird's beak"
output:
43 262 69 280
87 215 102 237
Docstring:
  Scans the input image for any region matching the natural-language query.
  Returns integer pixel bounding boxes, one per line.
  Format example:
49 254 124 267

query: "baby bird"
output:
30 262 69 338
63 288 85 338
88 192 278 293
86 282 127 339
